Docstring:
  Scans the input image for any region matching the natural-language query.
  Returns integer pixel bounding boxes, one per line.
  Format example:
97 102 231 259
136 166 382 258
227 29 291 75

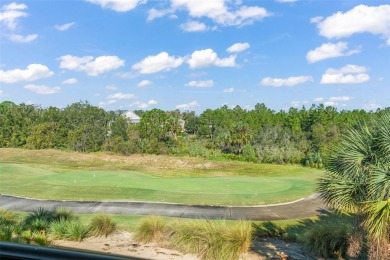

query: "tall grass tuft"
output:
302 225 350 258
0 209 18 226
135 218 253 260
52 207 76 222
66 221 88 241
48 219 69 239
134 216 167 244
88 214 117 237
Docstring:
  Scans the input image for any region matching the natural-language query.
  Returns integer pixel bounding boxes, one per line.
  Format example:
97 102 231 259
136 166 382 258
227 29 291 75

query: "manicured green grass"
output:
0 149 323 205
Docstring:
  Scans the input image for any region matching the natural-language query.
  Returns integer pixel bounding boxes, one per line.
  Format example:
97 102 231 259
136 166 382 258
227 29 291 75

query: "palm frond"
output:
363 199 390 243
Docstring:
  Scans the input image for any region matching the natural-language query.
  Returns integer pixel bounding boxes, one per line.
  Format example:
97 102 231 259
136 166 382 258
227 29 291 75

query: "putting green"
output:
0 163 322 206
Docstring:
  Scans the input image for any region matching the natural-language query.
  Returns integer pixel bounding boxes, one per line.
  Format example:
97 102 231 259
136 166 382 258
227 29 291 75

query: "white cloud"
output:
185 80 214 88
316 5 390 45
61 78 78 84
132 99 158 109
0 2 28 30
306 42 360 63
261 76 313 87
58 55 124 76
329 96 352 102
0 90 3 97
137 79 152 87
85 0 146 12
0 64 54 83
170 0 270 26
108 92 135 101
324 101 335 106
180 21 208 32
310 16 323 24
147 8 174 21
224 87 234 93
364 103 381 110
175 100 199 110
187 48 236 69
313 97 324 102
24 84 60 94
8 33 38 43
321 64 370 84
226 42 250 53
55 22 75 31
132 52 184 74
290 101 300 107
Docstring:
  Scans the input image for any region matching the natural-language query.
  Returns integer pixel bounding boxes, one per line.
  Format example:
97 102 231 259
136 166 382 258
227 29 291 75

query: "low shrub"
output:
66 221 87 241
0 209 18 226
134 216 167 244
52 207 75 222
88 214 117 237
302 225 350 258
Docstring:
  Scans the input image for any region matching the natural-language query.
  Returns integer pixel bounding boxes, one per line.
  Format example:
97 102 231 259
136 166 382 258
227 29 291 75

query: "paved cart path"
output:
0 194 329 220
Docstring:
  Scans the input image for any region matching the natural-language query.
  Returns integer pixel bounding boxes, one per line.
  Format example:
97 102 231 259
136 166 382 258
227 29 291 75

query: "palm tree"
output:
318 112 390 256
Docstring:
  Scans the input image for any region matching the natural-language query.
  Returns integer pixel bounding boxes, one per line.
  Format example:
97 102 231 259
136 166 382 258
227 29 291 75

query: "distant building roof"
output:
125 111 141 123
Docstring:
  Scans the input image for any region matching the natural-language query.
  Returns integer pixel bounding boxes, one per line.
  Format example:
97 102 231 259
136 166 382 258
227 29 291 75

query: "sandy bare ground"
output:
52 231 317 260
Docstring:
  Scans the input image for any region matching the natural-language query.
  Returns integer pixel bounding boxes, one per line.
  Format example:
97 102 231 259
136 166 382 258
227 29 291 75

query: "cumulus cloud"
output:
132 52 184 74
55 22 75 31
321 64 370 84
313 97 324 102
169 0 270 27
224 87 234 93
24 84 60 94
85 0 146 12
175 100 199 110
290 101 300 107
58 55 124 76
8 33 38 43
61 78 78 84
185 80 214 88
132 99 158 109
0 64 54 83
316 5 390 45
0 2 28 30
147 8 174 21
137 79 152 87
226 42 250 53
180 21 208 32
187 48 236 69
324 101 335 106
329 96 352 102
108 92 135 101
261 76 313 87
306 42 360 63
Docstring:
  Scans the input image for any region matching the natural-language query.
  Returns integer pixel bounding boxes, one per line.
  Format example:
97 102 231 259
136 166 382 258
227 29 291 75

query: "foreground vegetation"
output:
1 208 362 259
0 149 322 205
1 101 387 166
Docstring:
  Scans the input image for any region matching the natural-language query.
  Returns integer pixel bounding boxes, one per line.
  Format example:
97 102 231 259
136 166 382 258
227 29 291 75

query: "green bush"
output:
66 221 87 241
23 207 53 232
49 219 69 239
88 214 117 237
52 207 75 222
0 209 18 226
302 225 350 258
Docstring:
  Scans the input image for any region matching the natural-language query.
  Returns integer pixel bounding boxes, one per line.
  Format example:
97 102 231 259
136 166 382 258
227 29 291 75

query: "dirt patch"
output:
52 231 316 260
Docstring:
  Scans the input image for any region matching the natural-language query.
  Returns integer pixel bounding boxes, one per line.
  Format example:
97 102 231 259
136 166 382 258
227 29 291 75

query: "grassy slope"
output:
0 148 323 205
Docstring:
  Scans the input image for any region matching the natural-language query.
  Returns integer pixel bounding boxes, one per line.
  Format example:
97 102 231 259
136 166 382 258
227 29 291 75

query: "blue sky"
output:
0 0 389 112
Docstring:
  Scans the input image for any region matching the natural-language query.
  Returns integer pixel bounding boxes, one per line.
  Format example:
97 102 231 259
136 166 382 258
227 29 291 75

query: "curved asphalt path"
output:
0 194 329 220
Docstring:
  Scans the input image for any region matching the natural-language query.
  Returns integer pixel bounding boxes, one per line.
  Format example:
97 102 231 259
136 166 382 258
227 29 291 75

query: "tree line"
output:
0 100 387 166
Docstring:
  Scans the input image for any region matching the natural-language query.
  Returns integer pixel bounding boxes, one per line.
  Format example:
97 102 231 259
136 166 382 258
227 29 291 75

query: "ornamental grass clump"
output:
88 214 117 237
134 216 167 244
